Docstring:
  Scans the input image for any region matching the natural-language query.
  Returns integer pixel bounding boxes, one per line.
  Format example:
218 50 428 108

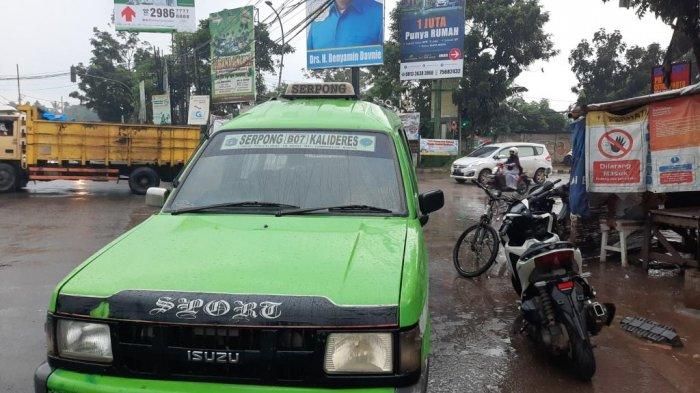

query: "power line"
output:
0 72 69 81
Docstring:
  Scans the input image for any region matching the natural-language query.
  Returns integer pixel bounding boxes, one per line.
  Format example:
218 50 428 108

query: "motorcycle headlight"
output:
56 320 112 363
324 333 393 374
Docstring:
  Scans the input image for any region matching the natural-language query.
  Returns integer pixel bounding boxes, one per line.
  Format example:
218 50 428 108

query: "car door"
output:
517 145 536 174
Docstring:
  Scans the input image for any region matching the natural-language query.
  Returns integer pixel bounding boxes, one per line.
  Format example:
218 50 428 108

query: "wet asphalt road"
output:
1 175 699 392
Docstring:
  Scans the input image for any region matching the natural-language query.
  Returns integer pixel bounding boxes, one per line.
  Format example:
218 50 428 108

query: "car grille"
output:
113 322 321 384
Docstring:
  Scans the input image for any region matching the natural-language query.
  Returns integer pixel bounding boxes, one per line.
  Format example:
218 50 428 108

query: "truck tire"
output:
128 167 160 195
0 163 17 193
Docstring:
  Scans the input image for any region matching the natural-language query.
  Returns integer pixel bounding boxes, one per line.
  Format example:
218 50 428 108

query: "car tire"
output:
455 178 466 184
128 167 160 195
477 169 491 184
534 168 547 185
0 162 18 193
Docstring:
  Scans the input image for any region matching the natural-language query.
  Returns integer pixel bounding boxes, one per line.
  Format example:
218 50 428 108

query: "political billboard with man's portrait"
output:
306 0 384 69
399 0 465 80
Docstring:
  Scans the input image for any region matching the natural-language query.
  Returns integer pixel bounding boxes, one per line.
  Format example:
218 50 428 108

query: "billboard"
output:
420 139 458 156
399 112 421 140
187 95 210 125
399 0 465 80
114 0 196 33
649 95 700 192
210 7 256 104
651 62 692 93
585 108 647 193
306 0 384 69
152 94 172 125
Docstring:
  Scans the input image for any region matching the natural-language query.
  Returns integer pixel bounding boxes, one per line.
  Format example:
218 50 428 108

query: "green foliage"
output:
602 0 700 70
492 98 567 134
454 0 557 136
569 29 664 104
71 21 293 123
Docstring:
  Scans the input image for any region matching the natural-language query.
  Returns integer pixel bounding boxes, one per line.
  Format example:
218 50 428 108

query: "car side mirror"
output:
145 187 169 208
419 189 444 216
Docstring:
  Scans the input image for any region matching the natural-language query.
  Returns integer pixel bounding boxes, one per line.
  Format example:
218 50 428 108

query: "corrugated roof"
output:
569 83 700 117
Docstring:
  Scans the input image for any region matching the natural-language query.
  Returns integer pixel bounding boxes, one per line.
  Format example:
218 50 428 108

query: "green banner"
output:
209 6 256 104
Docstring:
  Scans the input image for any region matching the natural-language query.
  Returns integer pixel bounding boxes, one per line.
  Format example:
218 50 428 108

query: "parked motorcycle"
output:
528 181 571 241
499 179 614 380
486 162 530 195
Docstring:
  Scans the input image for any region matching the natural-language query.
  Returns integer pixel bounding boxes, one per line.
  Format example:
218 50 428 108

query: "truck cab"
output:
36 83 443 393
0 106 26 191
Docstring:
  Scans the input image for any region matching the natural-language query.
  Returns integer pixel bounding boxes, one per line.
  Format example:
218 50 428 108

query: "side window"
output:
496 148 509 159
534 146 543 155
518 146 535 157
0 120 13 136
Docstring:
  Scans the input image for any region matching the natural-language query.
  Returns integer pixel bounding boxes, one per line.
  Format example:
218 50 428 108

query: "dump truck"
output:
0 105 200 194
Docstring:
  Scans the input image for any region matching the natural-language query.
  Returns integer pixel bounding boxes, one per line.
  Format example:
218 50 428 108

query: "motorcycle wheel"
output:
516 179 528 195
453 224 499 278
567 324 596 381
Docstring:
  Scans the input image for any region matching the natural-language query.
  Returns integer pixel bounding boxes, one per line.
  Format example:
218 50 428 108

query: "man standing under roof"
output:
307 0 383 50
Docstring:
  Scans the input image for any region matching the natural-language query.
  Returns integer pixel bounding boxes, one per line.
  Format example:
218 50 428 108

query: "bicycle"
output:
453 181 509 278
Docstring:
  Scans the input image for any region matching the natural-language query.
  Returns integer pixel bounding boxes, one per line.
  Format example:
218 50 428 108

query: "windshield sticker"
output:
221 133 376 152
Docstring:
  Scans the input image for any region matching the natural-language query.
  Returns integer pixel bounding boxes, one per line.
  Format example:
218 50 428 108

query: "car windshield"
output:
467 146 498 158
166 130 406 215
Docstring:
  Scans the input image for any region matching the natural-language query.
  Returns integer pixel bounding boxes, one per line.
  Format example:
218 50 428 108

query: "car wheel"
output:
534 168 546 185
477 169 491 184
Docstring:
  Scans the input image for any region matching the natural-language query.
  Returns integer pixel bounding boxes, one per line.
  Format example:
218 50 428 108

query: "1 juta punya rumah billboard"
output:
399 0 465 80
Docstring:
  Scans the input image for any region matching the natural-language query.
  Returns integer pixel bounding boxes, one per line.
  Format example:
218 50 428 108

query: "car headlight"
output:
324 333 393 374
56 319 112 363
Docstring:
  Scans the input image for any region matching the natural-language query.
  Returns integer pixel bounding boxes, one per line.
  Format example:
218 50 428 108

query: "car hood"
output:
54 214 408 326
453 157 487 166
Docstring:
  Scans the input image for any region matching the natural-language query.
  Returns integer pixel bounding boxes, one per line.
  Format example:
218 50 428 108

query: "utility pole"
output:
351 68 360 97
16 64 21 104
265 1 285 90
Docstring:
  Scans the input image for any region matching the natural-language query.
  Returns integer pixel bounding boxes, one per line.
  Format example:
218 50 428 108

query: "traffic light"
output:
70 66 77 83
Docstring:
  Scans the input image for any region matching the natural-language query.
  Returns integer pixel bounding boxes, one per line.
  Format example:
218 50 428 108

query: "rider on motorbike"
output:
504 147 523 190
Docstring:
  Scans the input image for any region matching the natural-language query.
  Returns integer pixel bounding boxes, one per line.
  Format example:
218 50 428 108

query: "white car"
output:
450 142 552 185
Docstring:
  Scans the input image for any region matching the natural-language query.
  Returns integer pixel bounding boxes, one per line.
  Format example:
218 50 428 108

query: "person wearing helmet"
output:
504 147 523 190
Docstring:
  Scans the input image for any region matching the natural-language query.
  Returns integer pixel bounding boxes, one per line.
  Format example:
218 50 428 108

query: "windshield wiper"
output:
275 204 393 217
171 201 299 215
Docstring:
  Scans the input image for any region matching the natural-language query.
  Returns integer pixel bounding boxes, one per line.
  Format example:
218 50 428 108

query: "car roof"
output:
216 98 402 134
482 142 547 148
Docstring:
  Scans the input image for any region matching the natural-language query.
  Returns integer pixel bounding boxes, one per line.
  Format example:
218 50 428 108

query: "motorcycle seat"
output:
521 241 574 261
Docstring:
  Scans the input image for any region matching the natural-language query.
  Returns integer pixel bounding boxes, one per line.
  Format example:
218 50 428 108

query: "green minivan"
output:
35 83 443 393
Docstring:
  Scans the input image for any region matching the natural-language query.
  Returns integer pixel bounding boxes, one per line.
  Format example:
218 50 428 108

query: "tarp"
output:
648 95 700 192
569 119 589 217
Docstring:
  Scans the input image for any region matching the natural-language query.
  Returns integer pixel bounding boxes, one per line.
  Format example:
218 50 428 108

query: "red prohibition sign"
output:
597 128 633 159
448 48 462 60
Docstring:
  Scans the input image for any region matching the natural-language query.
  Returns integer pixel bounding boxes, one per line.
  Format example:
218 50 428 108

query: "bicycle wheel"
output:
453 224 500 277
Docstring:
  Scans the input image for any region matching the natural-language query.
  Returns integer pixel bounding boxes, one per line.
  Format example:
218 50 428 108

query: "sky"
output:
0 0 673 112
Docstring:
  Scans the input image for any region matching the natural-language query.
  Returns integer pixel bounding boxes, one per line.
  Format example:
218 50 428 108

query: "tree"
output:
569 29 664 104
603 0 700 73
454 0 557 137
492 98 567 134
70 28 149 122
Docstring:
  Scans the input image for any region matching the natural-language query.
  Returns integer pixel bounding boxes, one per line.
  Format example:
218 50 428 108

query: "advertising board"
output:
210 7 256 103
306 0 384 69
399 0 465 80
649 95 700 192
586 108 647 192
114 0 196 33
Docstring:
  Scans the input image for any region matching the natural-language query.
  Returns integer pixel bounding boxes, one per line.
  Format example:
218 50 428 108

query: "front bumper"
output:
36 362 429 393
450 168 477 180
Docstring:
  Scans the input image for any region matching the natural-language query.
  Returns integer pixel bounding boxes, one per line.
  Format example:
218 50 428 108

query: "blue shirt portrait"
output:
307 0 384 50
